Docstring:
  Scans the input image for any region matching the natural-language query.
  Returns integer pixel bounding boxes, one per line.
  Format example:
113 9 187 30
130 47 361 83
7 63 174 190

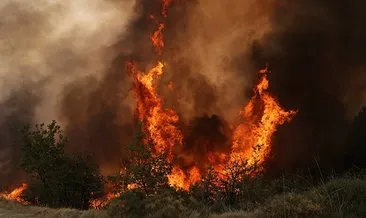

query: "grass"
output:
0 198 106 218
1 175 366 218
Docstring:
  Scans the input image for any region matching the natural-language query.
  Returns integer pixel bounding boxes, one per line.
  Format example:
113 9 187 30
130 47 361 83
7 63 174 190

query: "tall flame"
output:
127 61 183 158
231 67 297 168
167 67 297 190
126 1 297 191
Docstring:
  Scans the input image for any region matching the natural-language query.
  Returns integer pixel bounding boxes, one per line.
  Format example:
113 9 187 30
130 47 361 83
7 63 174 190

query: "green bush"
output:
19 121 104 209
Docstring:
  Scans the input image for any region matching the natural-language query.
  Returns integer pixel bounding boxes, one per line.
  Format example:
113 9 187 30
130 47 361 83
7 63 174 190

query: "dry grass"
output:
1 177 366 218
0 198 106 218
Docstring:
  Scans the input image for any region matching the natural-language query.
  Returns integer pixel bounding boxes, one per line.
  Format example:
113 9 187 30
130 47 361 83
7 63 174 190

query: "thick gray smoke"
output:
0 0 136 185
162 0 276 123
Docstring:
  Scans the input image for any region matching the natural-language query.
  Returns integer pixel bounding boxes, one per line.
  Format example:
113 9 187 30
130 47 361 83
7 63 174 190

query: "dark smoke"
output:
0 85 41 187
256 0 366 174
60 0 169 174
177 114 231 172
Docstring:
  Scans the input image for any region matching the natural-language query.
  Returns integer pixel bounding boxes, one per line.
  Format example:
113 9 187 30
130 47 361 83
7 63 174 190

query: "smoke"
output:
178 114 231 172
63 0 366 175
60 0 276 174
0 0 136 184
257 0 366 173
158 0 366 174
2 0 366 185
162 0 276 123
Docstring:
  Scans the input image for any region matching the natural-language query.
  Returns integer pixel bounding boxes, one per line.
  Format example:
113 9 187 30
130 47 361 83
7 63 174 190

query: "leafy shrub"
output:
19 121 104 209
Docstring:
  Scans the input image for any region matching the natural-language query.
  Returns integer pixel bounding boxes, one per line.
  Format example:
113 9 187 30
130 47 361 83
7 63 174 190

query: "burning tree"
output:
112 125 172 196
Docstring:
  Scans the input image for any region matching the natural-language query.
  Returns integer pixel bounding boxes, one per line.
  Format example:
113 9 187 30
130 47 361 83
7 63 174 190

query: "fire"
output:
168 166 201 190
231 67 297 168
90 192 120 209
149 15 165 56
0 183 28 204
0 0 298 207
125 0 297 191
127 1 183 160
162 0 173 18
127 61 183 158
127 183 137 190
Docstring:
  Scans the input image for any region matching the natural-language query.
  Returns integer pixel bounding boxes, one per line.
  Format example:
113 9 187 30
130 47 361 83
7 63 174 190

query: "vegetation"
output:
19 121 104 210
2 175 366 217
1 112 365 216
108 128 172 196
345 106 366 168
103 125 366 217
0 198 105 218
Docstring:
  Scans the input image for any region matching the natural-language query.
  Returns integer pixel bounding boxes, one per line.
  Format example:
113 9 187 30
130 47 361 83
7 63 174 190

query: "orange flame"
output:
125 0 297 191
231 67 297 168
128 1 183 160
90 192 120 209
127 61 183 158
168 166 201 190
0 183 28 204
149 15 165 56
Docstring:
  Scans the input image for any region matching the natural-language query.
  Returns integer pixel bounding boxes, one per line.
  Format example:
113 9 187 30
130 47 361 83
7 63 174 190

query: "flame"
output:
127 61 183 158
128 1 183 161
1 0 298 205
168 166 201 190
0 183 28 204
127 183 137 190
149 15 165 56
231 67 297 168
162 0 173 18
90 192 120 209
125 0 297 191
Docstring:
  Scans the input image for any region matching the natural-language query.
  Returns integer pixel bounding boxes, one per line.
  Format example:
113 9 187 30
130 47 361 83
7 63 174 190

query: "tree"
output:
345 106 366 169
111 126 172 196
106 125 174 216
19 121 104 209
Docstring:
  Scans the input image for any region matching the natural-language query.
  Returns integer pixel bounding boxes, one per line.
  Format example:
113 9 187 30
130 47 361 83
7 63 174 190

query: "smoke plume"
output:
0 0 136 185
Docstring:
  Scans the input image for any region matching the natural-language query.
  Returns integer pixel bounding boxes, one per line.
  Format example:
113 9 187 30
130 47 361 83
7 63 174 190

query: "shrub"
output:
19 121 104 209
261 192 323 218
106 191 192 218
